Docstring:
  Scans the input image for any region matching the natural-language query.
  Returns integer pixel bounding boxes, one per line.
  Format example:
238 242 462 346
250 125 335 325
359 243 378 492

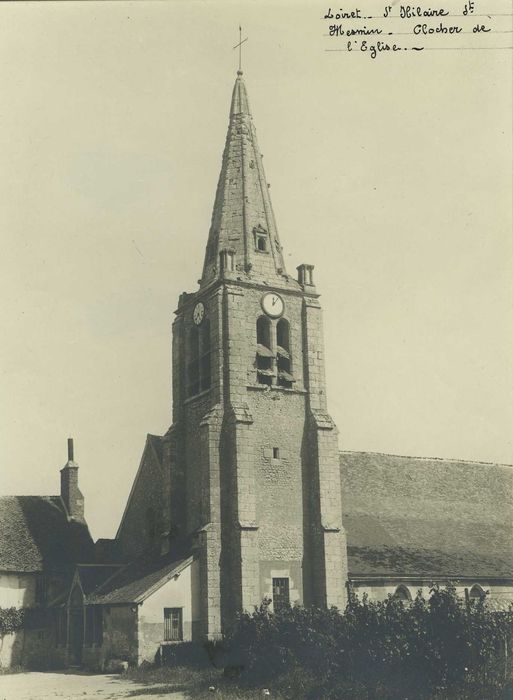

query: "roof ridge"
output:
0 494 59 499
339 450 513 469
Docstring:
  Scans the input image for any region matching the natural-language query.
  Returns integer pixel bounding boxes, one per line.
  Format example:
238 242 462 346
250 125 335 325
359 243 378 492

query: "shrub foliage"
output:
0 607 25 637
221 585 513 699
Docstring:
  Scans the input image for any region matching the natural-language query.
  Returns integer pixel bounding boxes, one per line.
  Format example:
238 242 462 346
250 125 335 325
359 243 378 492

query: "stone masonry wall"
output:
172 288 225 639
252 389 305 564
101 606 138 666
168 273 348 633
302 295 348 611
138 564 196 663
219 284 309 614
117 440 163 560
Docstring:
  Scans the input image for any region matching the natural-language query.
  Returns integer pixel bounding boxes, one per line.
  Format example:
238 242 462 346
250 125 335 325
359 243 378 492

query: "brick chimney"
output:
60 438 85 522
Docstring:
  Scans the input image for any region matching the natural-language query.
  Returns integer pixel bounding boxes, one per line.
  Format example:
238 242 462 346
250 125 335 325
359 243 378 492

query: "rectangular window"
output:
256 235 267 252
273 447 280 459
272 577 290 613
164 607 183 641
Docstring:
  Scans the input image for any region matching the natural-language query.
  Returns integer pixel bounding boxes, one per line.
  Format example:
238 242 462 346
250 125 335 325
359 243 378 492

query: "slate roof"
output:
0 496 94 572
86 551 193 605
341 452 513 580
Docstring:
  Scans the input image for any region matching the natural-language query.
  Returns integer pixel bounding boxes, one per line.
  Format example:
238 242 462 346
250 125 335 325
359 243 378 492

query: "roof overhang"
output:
349 574 513 585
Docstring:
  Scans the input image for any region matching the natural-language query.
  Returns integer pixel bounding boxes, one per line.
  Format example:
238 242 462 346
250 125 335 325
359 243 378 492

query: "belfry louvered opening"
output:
277 318 293 388
188 320 211 397
255 316 295 387
187 327 200 396
256 316 273 385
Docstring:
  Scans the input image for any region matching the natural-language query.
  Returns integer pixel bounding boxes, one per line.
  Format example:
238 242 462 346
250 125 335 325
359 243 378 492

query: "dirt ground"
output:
0 671 188 700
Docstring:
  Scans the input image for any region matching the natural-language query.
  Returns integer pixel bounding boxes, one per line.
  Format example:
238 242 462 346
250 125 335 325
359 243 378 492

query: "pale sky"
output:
1 1 512 539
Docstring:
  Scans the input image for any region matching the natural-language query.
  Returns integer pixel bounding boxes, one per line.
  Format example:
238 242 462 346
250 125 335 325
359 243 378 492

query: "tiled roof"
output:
341 452 513 579
86 546 193 605
0 496 94 572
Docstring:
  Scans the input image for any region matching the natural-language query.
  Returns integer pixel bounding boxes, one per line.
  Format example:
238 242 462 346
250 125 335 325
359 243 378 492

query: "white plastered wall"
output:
0 573 36 667
137 560 200 663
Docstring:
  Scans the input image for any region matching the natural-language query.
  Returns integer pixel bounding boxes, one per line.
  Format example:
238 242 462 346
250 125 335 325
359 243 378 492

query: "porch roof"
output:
86 552 193 605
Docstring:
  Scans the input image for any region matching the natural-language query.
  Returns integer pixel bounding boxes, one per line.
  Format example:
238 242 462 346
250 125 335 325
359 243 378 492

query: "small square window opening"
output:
164 607 183 641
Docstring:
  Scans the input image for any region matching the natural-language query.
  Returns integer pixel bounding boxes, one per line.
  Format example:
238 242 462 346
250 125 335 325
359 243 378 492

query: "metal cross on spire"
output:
233 26 248 73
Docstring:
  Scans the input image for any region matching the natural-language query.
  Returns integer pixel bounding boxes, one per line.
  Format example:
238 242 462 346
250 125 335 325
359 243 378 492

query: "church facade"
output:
2 70 513 670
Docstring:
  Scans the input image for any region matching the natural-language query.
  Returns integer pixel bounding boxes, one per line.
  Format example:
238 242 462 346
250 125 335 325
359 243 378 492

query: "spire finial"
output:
233 26 248 75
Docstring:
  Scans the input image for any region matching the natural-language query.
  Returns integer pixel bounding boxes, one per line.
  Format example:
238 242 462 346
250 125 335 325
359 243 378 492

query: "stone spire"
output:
200 71 289 288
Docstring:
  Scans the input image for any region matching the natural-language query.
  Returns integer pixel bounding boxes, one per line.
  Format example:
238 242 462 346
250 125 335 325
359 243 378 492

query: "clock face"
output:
261 292 284 318
193 301 205 326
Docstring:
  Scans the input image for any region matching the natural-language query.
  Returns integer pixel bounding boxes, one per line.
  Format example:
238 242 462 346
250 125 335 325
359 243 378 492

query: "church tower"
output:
162 70 347 639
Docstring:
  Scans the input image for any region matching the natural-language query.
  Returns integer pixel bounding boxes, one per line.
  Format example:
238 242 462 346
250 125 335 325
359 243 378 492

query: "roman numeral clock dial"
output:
261 292 284 318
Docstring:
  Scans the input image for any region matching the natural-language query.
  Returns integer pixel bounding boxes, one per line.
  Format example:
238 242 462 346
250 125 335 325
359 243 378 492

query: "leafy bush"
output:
0 608 25 637
219 586 513 699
